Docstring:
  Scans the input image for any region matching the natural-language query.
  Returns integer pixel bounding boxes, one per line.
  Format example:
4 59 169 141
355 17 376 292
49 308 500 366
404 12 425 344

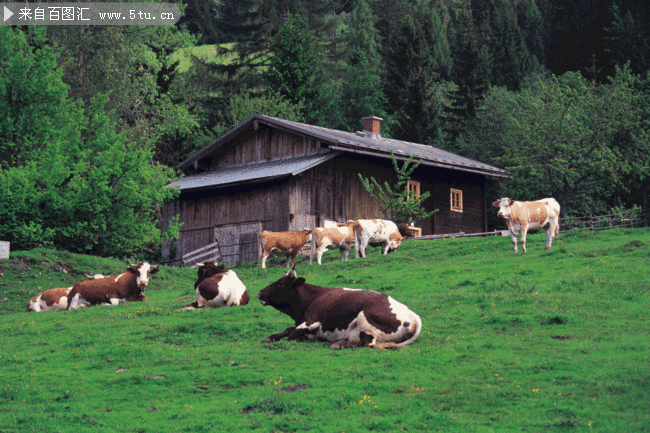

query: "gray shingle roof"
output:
175 114 508 180
167 152 340 191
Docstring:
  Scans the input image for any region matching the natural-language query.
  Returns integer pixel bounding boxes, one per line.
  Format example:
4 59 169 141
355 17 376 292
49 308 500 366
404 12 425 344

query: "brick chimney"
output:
362 116 383 137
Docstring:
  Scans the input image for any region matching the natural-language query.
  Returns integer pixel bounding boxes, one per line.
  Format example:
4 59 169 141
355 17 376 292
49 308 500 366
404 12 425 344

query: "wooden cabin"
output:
161 114 508 265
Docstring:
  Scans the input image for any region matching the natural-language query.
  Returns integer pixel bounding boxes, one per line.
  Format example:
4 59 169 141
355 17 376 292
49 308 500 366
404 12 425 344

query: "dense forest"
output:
1 0 649 256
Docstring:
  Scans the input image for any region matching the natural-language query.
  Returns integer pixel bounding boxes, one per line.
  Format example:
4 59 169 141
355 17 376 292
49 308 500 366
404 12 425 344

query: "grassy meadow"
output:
1 228 649 432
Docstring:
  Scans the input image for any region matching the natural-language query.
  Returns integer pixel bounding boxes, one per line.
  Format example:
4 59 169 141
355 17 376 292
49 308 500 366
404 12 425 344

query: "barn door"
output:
213 221 262 266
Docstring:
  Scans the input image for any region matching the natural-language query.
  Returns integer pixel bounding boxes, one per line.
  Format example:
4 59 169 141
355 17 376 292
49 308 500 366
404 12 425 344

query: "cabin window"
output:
407 180 420 201
450 189 463 212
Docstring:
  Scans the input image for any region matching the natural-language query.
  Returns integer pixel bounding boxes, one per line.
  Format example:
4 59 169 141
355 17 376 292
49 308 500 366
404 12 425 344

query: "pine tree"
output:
339 0 386 132
265 13 322 123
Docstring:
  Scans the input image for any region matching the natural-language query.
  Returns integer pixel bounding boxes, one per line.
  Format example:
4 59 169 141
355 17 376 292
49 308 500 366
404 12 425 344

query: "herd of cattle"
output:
22 197 560 350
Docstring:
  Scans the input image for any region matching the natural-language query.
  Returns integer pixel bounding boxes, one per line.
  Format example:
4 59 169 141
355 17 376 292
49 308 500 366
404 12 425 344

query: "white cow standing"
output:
310 221 356 265
493 197 561 253
354 219 408 258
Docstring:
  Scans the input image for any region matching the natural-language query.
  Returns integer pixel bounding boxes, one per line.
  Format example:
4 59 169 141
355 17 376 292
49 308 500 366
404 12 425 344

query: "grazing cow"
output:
492 197 561 253
259 228 313 269
181 262 249 310
67 263 159 310
27 287 72 312
354 219 408 258
258 269 422 349
27 273 106 312
309 221 356 265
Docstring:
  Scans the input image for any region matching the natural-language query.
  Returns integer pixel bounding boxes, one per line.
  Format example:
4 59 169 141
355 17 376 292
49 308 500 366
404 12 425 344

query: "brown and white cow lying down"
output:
259 228 312 269
309 221 356 265
27 273 106 312
67 263 159 310
354 219 408 258
181 262 249 310
493 197 561 253
257 269 422 349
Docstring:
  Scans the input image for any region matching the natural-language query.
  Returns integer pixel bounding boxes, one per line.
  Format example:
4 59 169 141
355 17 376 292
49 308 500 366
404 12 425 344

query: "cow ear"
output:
402 236 408 241
509 199 515 206
492 200 500 208
293 277 306 288
149 266 160 275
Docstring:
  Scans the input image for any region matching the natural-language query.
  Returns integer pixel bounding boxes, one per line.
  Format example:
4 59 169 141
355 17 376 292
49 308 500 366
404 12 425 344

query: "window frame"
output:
407 180 420 201
450 188 463 213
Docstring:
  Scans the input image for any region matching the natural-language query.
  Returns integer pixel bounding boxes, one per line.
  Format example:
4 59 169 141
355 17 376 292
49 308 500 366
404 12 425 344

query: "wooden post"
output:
590 214 594 231
630 210 634 229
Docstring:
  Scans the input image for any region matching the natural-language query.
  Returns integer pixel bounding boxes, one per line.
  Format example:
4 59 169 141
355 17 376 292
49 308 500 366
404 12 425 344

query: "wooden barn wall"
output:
283 155 485 236
430 169 486 235
210 127 323 169
161 180 291 262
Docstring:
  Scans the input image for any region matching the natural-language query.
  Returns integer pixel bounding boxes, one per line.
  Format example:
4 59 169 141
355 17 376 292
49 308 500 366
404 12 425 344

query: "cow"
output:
492 197 561 253
259 228 313 269
309 221 356 265
181 262 249 310
27 273 106 312
27 287 72 312
354 219 408 258
67 263 159 310
257 268 422 349
398 223 418 238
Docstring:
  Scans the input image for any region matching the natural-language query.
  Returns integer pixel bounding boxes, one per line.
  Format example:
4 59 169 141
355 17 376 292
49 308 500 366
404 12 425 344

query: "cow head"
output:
128 262 159 288
194 262 225 288
257 268 306 310
492 198 516 219
386 235 408 253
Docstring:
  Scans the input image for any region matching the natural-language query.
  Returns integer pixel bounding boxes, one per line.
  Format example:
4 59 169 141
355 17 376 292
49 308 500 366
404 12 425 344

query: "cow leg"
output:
262 326 296 343
261 252 269 269
342 246 351 261
382 241 389 255
520 226 529 253
544 225 554 250
329 332 373 350
509 229 519 254
317 247 326 265
287 327 310 341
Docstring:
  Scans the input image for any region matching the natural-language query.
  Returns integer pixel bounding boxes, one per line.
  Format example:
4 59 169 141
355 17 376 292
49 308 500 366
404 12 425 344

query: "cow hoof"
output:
261 337 273 343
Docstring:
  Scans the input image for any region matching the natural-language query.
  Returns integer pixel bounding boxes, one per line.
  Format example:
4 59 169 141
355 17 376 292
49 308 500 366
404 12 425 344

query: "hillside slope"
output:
1 229 649 432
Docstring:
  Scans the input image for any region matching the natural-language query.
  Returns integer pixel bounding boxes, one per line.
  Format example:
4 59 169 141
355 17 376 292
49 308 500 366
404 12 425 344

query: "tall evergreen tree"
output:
265 13 322 124
447 6 491 137
339 0 386 132
380 1 455 144
488 3 530 90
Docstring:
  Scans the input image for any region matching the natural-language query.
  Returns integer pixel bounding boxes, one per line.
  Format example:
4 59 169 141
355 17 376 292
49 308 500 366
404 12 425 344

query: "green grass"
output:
1 228 649 432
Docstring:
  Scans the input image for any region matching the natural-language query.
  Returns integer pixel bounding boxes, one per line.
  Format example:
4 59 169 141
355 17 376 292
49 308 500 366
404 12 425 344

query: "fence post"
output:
590 214 594 231
630 210 634 229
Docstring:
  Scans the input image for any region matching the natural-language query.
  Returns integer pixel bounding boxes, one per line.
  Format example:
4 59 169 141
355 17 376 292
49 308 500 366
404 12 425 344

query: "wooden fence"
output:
559 209 649 233
410 208 648 241
163 220 265 267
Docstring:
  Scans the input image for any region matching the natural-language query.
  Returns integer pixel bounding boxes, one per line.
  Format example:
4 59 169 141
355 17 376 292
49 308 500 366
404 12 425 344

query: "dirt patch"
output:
281 385 308 392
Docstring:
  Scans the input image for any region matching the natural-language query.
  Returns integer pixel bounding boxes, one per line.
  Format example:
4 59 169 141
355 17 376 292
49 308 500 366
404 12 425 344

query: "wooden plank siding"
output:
209 127 324 169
